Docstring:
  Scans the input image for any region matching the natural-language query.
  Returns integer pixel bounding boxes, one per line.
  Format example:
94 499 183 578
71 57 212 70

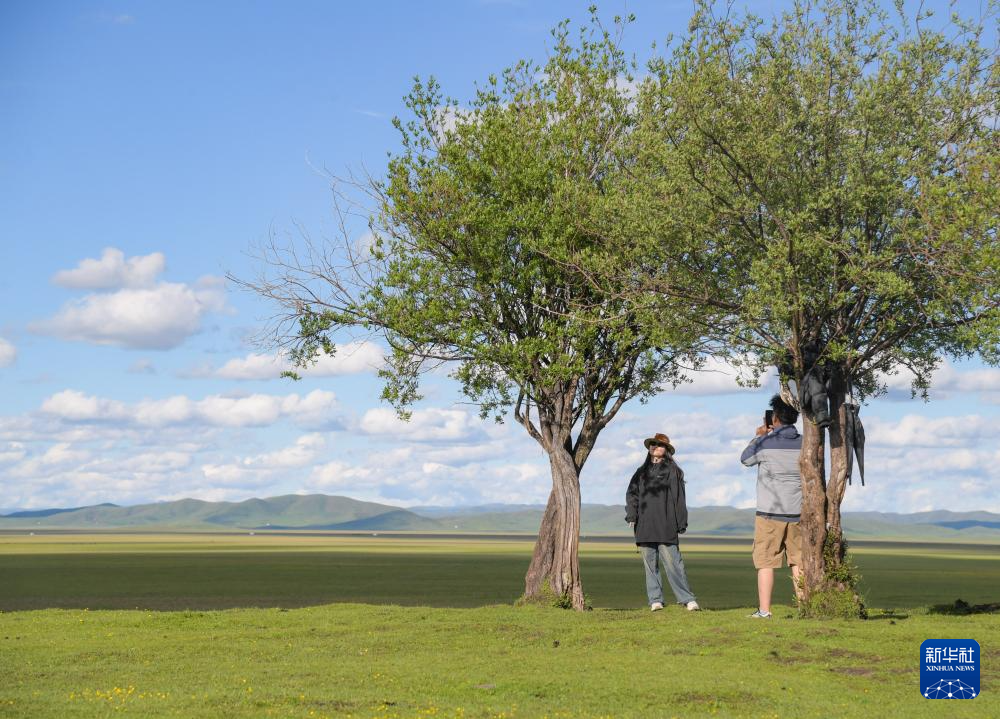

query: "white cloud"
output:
8 442 93 479
839 449 1000 514
38 250 226 350
0 442 26 464
5 379 999 513
671 357 773 396
933 363 1000 393
210 341 384 380
244 433 326 468
34 277 226 350
880 358 1000 398
197 394 290 427
39 388 340 429
408 441 517 467
201 462 255 486
0 338 16 367
864 414 996 448
210 353 284 381
691 479 754 508
302 452 550 507
280 391 344 429
132 396 197 426
309 342 385 376
40 442 91 466
308 460 376 489
360 407 488 442
40 390 129 422
831 412 1000 513
53 248 165 290
115 451 192 473
196 434 330 487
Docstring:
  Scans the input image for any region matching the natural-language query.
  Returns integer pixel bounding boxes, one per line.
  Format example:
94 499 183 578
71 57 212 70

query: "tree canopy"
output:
636 0 999 614
237 15 713 609
237 1 998 616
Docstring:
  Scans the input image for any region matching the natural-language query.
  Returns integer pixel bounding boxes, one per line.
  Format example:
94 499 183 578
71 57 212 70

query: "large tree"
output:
633 0 999 615
235 17 708 609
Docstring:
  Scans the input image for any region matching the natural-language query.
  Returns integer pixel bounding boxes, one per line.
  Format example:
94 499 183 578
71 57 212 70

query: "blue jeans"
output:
640 543 696 605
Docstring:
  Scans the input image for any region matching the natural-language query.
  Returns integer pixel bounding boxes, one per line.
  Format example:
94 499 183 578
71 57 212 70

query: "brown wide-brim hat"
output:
643 432 675 455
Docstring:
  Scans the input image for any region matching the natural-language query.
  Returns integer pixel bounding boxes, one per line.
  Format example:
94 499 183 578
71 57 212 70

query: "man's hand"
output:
755 424 769 436
628 521 635 532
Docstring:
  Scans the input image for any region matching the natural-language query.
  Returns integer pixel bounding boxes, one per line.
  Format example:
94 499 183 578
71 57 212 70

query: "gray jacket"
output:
740 424 802 521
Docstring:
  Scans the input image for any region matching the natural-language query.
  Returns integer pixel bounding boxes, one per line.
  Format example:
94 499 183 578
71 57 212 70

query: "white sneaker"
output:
650 602 664 611
686 601 700 611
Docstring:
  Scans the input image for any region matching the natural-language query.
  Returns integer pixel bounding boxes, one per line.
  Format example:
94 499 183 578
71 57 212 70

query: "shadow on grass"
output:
864 611 910 621
929 598 1000 616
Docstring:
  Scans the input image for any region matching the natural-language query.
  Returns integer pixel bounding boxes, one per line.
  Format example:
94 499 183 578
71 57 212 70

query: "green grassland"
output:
1 534 997 718
2 534 997 611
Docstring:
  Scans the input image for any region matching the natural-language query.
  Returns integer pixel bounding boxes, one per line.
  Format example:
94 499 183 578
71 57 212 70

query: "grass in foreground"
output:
2 536 997 718
1 603 997 719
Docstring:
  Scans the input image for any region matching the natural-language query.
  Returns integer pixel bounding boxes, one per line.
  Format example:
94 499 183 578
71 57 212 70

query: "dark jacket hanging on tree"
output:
780 348 867 483
625 458 688 545
845 401 866 485
799 367 832 428
782 346 832 429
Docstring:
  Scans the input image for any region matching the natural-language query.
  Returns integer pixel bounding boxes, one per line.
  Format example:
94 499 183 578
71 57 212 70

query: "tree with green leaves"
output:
234 15 709 610
633 0 999 615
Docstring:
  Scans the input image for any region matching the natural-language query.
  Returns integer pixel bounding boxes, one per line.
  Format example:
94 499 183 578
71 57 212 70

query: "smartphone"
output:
764 409 774 428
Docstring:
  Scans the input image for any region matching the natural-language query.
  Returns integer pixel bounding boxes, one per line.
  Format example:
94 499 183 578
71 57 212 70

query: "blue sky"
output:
2 1 998 513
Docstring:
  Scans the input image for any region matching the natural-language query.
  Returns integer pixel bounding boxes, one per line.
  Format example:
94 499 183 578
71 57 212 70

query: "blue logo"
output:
920 639 980 699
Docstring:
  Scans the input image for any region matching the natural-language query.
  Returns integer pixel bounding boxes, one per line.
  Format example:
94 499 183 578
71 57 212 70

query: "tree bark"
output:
825 365 850 564
823 364 866 617
522 445 586 610
524 489 558 598
798 417 828 601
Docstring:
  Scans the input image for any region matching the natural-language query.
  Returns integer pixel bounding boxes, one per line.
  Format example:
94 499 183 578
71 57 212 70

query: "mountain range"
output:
2 494 999 542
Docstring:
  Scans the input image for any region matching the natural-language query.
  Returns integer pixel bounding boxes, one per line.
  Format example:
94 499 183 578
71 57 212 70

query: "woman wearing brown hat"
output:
625 432 700 611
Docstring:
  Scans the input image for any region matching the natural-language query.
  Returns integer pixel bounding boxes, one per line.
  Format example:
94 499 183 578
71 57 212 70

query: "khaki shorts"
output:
752 516 802 569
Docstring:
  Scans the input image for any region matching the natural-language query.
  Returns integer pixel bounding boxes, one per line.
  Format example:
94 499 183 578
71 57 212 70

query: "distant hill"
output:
0 494 444 532
3 503 118 519
2 494 998 542
430 505 1000 541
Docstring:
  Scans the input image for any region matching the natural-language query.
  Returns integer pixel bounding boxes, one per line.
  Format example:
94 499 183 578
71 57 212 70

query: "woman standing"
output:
625 432 700 612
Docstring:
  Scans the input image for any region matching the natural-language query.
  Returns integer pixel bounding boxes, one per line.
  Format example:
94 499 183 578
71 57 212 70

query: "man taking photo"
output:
740 394 803 618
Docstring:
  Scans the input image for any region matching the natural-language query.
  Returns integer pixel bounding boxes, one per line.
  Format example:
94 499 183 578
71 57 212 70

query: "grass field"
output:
2 534 997 611
1 534 997 718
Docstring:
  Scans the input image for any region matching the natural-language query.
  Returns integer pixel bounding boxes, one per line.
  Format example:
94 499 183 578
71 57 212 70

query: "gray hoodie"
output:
740 424 802 521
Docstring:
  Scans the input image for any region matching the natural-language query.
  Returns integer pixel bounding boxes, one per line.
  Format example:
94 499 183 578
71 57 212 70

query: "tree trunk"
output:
524 488 558 596
798 417 828 601
823 364 865 615
522 446 586 610
825 366 849 564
